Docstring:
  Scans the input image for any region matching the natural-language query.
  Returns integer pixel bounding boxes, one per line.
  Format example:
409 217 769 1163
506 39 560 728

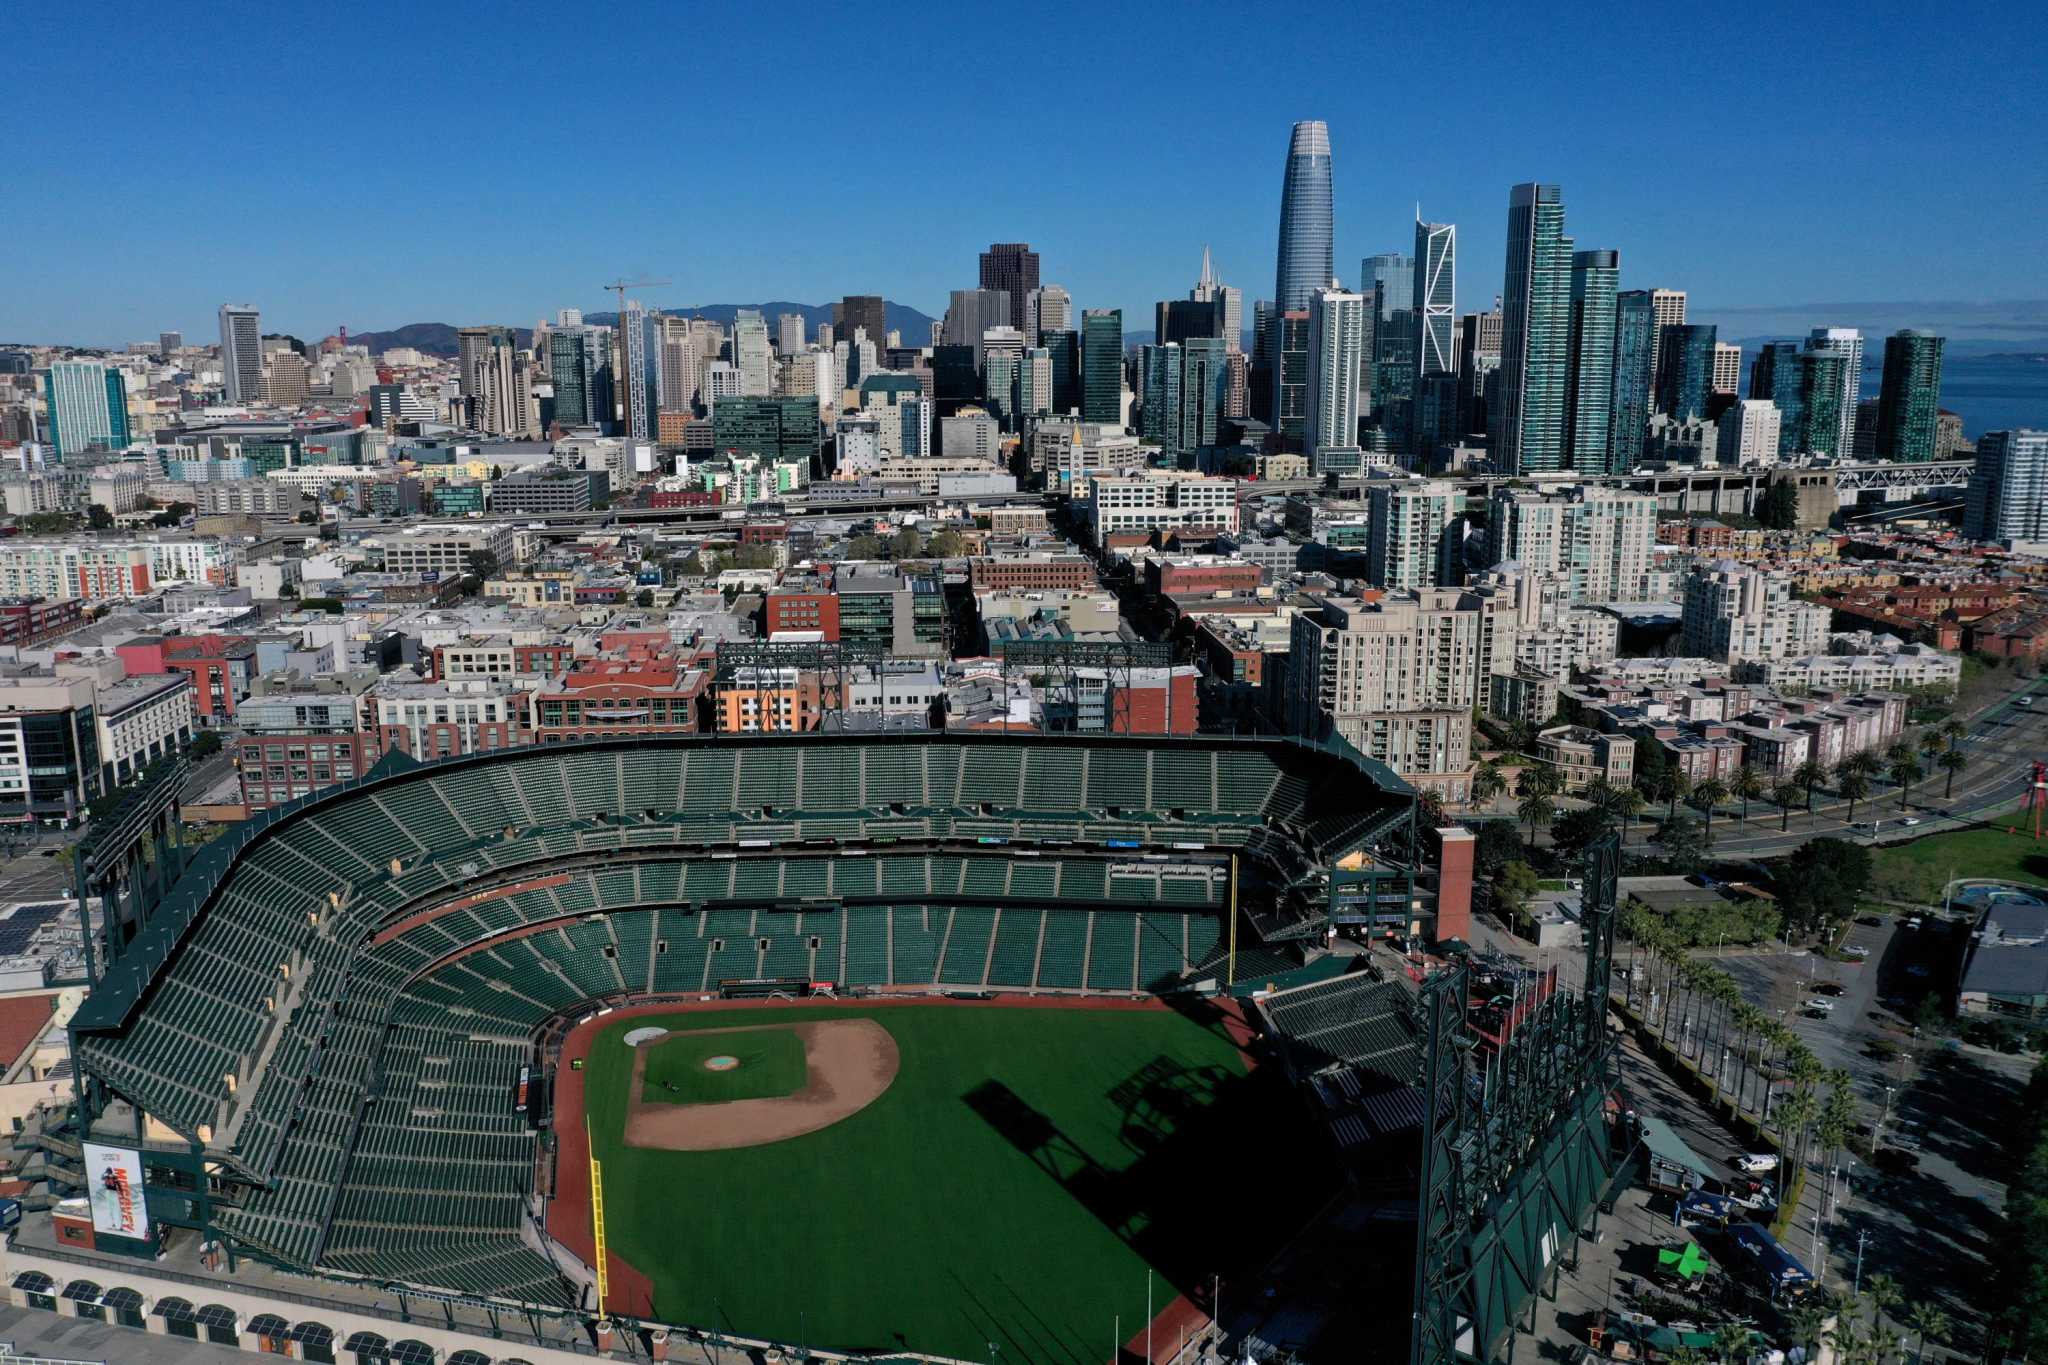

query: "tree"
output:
1494 860 1542 930
86 504 115 530
187 730 223 759
1937 746 1968 799
846 533 883 561
1907 1302 1951 1365
887 527 924 560
1713 1322 1752 1365
1778 837 1873 934
296 508 320 524
1470 759 1506 808
1794 759 1830 813
465 548 500 582
1836 760 1871 824
1733 764 1765 825
1517 789 1556 844
1633 736 1670 805
1473 820 1523 879
634 588 655 608
1691 777 1729 832
1667 767 1693 821
677 552 708 577
1772 781 1803 832
1652 814 1713 873
1551 804 1611 862
1757 479 1800 530
1890 754 1924 811
1505 717 1538 756
926 528 965 558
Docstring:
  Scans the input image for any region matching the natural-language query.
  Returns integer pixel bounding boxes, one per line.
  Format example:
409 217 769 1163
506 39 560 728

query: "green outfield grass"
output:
639 1027 807 1106
581 1002 1329 1362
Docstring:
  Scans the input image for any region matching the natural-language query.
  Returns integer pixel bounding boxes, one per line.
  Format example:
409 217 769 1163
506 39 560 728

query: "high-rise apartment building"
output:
218 304 262 404
1413 220 1456 377
839 297 886 350
655 315 699 416
979 243 1040 331
1305 287 1367 456
1273 121 1334 316
1715 399 1782 464
1493 183 1572 474
1609 290 1656 472
43 362 130 457
1965 430 2048 545
1752 344 1847 457
1655 323 1718 422
1875 329 1945 462
1080 310 1123 425
1365 481 1462 590
1140 338 1228 459
1564 250 1618 473
1646 289 1686 392
1712 342 1743 397
622 302 653 439
1805 328 1864 456
1680 563 1831 663
1276 310 1311 443
1486 485 1656 603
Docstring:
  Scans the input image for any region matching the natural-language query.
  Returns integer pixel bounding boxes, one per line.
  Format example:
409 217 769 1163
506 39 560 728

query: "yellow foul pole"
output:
587 1116 609 1316
1227 853 1238 988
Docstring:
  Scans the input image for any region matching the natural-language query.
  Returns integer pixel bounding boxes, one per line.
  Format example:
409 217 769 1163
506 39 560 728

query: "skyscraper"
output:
1081 310 1122 424
1413 220 1456 377
455 327 527 436
1156 299 1223 346
1875 329 1945 462
218 304 261 404
656 315 698 416
1646 289 1686 393
1655 323 1718 423
979 243 1041 331
1712 342 1743 398
1494 183 1572 474
1277 310 1311 443
1305 287 1367 455
1273 121 1334 316
1041 331 1080 416
550 328 593 427
1192 248 1245 353
1564 250 1619 473
622 302 652 439
944 289 1011 361
1608 291 1656 472
733 310 774 396
43 361 129 457
1139 338 1228 459
777 313 805 355
839 297 886 349
1805 328 1864 455
1965 431 2048 544
1026 285 1072 342
1250 299 1276 420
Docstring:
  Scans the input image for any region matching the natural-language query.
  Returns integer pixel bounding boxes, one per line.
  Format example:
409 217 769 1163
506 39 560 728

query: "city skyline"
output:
7 3 2046 347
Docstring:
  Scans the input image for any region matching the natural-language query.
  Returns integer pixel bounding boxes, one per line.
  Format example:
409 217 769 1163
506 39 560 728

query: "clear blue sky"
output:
7 0 2044 347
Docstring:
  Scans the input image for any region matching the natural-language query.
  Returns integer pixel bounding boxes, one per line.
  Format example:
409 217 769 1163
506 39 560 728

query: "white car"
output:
1805 997 1837 1013
1901 817 1922 827
1734 1153 1780 1174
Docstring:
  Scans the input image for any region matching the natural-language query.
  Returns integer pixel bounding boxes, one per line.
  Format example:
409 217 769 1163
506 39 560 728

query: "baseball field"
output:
572 999 1331 1362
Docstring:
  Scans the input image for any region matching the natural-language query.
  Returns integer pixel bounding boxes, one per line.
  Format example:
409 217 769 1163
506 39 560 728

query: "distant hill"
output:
342 322 533 356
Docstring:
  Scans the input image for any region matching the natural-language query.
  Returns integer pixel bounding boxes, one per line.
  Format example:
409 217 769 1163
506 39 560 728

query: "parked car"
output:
1906 917 1924 930
1843 945 1871 959
1805 999 1837 1015
1858 915 1887 927
1901 817 1922 827
1734 1153 1780 1173
1809 981 1846 996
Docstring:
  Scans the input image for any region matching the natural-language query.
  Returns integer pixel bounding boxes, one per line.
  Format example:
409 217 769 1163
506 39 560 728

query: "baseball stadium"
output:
3 731 1624 1365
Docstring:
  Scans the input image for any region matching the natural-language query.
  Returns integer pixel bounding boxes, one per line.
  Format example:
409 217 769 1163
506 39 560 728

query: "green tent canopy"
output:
1657 1241 1712 1281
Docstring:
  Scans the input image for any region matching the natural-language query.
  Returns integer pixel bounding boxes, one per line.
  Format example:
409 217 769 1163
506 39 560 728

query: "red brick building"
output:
764 588 841 640
647 488 721 508
530 657 710 740
1107 667 1199 735
1145 557 1262 598
238 732 386 811
0 597 84 645
115 634 257 722
968 555 1098 591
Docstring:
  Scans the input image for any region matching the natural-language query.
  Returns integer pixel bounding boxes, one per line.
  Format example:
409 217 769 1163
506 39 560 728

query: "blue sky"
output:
7 0 2045 347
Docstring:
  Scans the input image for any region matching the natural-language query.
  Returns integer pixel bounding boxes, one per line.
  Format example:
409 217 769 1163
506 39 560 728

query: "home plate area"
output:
622 1019 900 1151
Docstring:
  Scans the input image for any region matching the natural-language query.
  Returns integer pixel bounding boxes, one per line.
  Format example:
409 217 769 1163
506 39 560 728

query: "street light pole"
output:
1855 1230 1868 1295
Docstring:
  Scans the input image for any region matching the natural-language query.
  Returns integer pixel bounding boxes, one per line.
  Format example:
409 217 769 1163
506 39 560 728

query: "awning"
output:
1657 1242 1712 1281
1638 1114 1715 1180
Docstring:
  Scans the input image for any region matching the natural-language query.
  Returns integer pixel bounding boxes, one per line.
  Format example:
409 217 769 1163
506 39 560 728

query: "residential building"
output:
1715 399 1782 464
1712 342 1743 397
115 634 256 723
369 680 527 759
1494 183 1572 474
1655 323 1717 422
0 672 101 822
1485 485 1657 603
1750 342 1847 457
1534 725 1633 792
1875 329 1945 462
1608 290 1656 472
0 539 237 601
43 362 129 457
1806 327 1864 456
1564 250 1618 472
1305 287 1366 456
1365 480 1462 590
530 656 709 741
1276 309 1310 443
1966 430 2048 546
94 673 195 787
1646 289 1687 392
1680 564 1831 663
1742 641 1962 692
1140 338 1229 460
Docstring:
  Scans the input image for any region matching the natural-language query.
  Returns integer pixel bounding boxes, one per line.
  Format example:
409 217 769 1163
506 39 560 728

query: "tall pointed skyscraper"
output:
1273 121 1334 316
1412 219 1456 377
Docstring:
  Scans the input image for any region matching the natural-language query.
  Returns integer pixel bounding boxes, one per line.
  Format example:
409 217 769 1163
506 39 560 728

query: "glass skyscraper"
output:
1274 121 1334 314
1494 183 1572 474
1564 250 1619 473
1412 221 1456 377
43 361 129 457
1875 329 1945 462
1081 309 1122 424
1609 291 1655 473
1277 311 1311 441
1655 323 1717 423
1966 430 2048 544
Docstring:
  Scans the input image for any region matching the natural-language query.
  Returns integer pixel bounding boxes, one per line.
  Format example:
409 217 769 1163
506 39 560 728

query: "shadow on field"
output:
962 1056 1330 1312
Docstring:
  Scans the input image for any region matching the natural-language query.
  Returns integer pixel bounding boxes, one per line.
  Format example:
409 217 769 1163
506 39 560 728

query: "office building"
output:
1081 310 1122 424
1157 298 1224 346
158 331 182 357
1712 342 1743 397
733 310 774 396
43 361 130 457
944 289 1011 360
1655 323 1718 423
1715 399 1782 464
839 296 886 349
1806 328 1864 456
1366 481 1462 590
1017 347 1053 428
621 302 652 439
1413 220 1456 377
1140 338 1229 460
1026 285 1072 342
1084 471 1239 539
1276 310 1310 443
1966 430 2048 545
1486 484 1656 603
1563 250 1618 473
1191 249 1245 354
777 313 805 355
1040 331 1080 416
979 243 1041 331
217 304 262 404
1875 329 1945 462
1305 287 1367 455
1273 120 1334 316
0 672 103 821
1647 289 1686 391
1609 290 1655 473
1493 183 1572 474
712 396 819 464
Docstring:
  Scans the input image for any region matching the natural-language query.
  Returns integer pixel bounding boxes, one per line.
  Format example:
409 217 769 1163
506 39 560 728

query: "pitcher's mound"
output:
624 1018 899 1152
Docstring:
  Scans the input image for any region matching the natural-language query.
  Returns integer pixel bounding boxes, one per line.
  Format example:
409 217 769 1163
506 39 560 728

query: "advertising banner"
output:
81 1143 150 1242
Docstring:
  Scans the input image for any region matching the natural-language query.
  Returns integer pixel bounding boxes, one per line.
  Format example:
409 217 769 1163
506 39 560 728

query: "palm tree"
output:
1786 1300 1832 1358
1937 746 1967 800
1939 718 1968 751
1713 1322 1752 1365
1918 729 1946 762
1613 785 1646 845
1518 789 1556 843
1837 761 1872 823
1667 767 1693 821
1471 759 1506 808
1733 763 1765 826
1891 754 1924 811
1887 738 1916 767
1692 777 1729 833
1907 1302 1951 1365
1773 781 1803 831
1827 1304 1869 1365
1505 717 1537 756
1794 758 1829 813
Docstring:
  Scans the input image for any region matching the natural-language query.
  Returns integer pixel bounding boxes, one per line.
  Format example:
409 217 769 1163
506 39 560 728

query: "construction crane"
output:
599 278 671 427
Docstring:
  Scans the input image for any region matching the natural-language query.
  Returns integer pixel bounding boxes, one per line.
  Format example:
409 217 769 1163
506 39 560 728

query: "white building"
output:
1680 563 1832 663
1807 327 1864 456
95 673 196 786
941 409 1000 462
1305 287 1366 456
1743 642 1961 693
1365 480 1461 590
1085 472 1239 540
733 311 774 396
1486 484 1657 604
1715 399 1782 465
834 411 883 476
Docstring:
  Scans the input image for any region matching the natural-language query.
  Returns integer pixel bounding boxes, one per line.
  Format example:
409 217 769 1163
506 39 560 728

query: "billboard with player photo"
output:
81 1143 150 1242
